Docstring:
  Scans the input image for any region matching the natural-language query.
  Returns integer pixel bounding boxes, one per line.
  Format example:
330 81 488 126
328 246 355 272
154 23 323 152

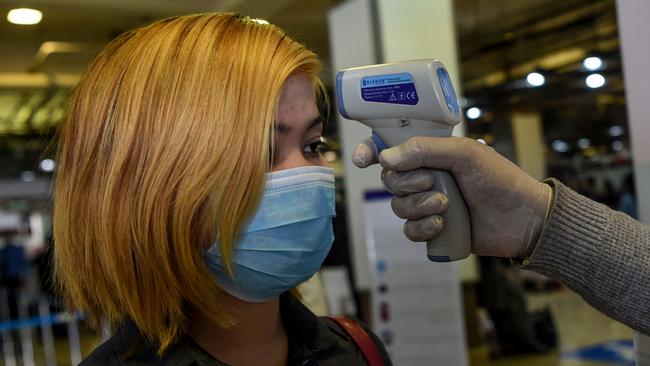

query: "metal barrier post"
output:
18 291 36 366
38 296 57 366
0 287 17 366
67 313 82 365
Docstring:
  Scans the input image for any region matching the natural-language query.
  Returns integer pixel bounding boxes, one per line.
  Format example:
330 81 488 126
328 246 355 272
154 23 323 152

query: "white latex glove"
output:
353 136 552 258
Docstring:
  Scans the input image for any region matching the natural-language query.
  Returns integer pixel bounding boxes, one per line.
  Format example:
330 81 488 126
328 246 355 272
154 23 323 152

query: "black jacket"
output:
80 293 392 365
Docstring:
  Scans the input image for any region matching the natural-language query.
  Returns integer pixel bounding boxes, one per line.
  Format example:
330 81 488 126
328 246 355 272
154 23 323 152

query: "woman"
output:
54 13 390 365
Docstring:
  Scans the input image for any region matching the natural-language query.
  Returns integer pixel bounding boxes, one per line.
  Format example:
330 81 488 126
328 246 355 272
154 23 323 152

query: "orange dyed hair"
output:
53 13 322 351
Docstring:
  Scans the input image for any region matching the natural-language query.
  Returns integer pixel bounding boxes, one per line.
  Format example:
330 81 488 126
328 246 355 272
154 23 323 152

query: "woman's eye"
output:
304 140 328 155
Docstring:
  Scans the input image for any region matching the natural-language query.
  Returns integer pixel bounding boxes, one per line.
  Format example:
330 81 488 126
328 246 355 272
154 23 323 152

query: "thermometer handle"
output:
371 130 471 262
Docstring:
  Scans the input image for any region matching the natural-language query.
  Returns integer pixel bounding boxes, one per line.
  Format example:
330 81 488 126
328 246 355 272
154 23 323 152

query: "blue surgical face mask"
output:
205 166 336 303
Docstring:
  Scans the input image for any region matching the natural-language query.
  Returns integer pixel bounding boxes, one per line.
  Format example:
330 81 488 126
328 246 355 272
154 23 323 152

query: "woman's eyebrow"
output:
275 116 324 135
275 121 293 135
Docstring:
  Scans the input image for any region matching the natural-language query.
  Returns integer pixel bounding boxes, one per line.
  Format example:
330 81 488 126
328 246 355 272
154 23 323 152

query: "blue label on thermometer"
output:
360 72 419 105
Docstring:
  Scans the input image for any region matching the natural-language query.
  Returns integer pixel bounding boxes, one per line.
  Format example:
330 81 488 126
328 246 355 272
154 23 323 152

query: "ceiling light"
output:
612 140 624 152
39 159 56 172
7 8 42 25
465 107 482 120
21 171 36 182
609 126 624 137
586 73 606 89
551 140 569 153
583 56 603 71
577 138 590 149
526 72 545 87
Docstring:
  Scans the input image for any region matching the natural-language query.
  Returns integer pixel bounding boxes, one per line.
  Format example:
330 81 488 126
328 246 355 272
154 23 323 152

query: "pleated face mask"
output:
205 166 336 303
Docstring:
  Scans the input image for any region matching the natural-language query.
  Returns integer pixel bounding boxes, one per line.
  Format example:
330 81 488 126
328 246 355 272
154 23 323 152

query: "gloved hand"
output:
352 136 553 258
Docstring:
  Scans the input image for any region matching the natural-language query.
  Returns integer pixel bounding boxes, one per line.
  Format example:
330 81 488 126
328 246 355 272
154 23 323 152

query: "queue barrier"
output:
0 287 103 366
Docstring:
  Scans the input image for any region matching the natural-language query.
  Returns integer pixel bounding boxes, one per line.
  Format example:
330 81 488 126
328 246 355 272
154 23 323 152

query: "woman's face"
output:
272 74 326 172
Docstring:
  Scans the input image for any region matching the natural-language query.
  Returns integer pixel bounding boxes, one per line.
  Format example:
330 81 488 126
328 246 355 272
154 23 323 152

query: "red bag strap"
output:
325 316 384 366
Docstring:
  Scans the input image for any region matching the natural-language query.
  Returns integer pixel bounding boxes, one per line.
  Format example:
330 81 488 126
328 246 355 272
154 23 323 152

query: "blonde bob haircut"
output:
53 13 324 351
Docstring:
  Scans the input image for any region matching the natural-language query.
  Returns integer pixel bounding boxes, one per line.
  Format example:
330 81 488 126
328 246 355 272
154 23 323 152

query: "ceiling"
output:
0 0 630 182
453 0 627 163
0 0 334 76
0 0 336 180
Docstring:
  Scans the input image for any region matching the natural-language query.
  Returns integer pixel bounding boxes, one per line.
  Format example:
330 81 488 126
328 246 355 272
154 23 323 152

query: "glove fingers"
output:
403 215 444 242
352 137 379 168
381 169 435 196
379 136 476 171
391 191 448 220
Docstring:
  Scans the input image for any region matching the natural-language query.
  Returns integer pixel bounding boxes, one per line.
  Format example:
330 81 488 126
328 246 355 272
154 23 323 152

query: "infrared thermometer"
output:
336 59 470 262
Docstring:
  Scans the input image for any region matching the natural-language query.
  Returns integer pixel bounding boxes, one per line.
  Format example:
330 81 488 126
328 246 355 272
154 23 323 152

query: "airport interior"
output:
0 0 648 365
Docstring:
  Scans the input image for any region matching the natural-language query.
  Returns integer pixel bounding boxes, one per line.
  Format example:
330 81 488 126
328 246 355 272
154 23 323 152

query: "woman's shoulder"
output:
281 294 391 365
80 298 393 366
319 316 392 366
79 323 201 366
79 337 122 366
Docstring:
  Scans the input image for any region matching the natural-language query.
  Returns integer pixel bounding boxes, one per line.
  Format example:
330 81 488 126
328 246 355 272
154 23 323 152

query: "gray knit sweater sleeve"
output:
526 178 650 335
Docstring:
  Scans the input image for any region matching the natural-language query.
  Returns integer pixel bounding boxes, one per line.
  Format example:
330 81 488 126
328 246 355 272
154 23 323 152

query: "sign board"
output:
364 191 468 365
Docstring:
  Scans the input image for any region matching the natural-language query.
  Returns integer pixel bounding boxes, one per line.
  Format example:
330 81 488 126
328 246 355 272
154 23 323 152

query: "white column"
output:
328 0 381 290
616 1 650 364
616 0 650 223
329 0 477 290
376 0 478 283
329 3 469 364
376 0 464 139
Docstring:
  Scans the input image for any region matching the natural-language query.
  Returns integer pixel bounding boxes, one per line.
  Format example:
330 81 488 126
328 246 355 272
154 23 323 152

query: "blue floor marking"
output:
563 339 635 365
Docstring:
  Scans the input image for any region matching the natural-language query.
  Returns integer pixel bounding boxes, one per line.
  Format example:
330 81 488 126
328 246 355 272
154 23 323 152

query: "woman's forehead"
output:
277 74 319 130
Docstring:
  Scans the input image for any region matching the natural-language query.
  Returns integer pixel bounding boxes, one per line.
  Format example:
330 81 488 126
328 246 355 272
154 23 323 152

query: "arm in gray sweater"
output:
526 179 650 334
